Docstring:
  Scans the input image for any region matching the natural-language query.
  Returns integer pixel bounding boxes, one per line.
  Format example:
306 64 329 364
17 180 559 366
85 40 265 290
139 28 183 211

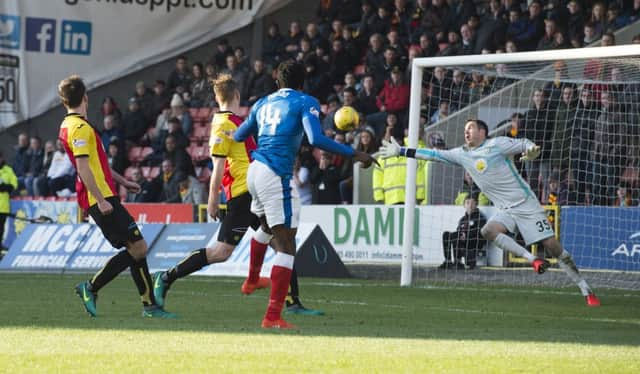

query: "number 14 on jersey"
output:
257 104 281 136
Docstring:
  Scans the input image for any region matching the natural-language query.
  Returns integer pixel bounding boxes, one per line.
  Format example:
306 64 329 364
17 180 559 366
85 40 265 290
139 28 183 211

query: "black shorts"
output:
88 196 143 248
218 192 260 245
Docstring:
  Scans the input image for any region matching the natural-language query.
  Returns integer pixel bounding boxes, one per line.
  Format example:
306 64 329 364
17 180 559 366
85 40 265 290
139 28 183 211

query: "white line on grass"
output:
172 276 640 299
168 289 640 327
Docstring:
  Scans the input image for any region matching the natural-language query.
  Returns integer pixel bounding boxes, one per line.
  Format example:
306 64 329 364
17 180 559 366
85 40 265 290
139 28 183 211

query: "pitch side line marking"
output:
166 289 640 326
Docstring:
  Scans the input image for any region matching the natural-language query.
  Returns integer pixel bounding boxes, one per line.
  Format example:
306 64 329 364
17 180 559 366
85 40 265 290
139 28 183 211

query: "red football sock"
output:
248 239 268 283
265 253 294 322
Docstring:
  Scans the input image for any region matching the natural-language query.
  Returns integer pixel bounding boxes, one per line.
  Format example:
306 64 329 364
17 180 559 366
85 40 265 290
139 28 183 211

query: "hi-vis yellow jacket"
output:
0 164 18 214
373 144 426 205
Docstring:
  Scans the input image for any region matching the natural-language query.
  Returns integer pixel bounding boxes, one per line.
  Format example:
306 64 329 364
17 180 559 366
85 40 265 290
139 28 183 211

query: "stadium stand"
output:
6 0 640 206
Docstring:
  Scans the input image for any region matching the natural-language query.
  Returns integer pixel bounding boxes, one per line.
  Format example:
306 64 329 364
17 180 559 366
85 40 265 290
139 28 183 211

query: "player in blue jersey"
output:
234 61 377 329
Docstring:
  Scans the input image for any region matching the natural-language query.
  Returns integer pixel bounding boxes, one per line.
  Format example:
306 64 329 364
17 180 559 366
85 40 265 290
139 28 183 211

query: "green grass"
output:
0 274 639 373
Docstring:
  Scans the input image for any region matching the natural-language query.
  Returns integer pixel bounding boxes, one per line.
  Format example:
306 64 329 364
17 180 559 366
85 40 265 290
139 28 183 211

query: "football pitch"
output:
0 274 638 373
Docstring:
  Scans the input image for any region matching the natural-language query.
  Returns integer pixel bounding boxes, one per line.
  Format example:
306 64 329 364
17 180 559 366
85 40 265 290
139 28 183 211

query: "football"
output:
334 106 359 131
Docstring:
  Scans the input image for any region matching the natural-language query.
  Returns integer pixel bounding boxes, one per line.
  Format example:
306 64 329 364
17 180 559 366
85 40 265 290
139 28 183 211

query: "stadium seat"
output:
148 166 161 180
190 125 210 144
196 144 210 161
127 146 142 163
187 143 198 159
123 166 137 180
197 107 212 121
189 107 199 119
139 147 154 161
141 166 151 180
196 166 212 183
188 144 209 162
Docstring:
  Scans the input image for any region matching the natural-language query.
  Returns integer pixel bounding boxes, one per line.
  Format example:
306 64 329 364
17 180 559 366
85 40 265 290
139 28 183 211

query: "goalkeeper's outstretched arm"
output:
379 137 458 164
492 137 540 161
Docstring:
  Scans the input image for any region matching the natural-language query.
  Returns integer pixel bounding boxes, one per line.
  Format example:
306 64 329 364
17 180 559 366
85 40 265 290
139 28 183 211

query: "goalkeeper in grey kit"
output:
380 119 600 306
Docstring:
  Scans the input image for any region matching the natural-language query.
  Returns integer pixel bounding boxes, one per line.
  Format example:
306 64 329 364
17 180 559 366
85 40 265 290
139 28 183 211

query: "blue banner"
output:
561 207 640 271
66 224 164 271
0 223 163 271
2 200 78 249
146 223 219 272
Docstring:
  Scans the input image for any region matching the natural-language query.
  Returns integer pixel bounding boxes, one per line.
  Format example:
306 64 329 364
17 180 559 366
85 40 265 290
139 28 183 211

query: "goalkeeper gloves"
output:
379 137 401 158
520 144 541 161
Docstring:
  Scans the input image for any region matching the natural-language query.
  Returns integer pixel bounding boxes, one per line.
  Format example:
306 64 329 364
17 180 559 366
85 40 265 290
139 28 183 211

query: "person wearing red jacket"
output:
367 66 410 137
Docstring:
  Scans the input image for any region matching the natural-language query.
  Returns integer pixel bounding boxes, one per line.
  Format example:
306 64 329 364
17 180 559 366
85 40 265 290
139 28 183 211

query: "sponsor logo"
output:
334 207 419 246
0 14 20 49
611 231 640 257
72 138 87 147
60 20 91 55
1 15 92 55
474 158 487 173
82 287 92 302
312 244 328 264
26 17 56 53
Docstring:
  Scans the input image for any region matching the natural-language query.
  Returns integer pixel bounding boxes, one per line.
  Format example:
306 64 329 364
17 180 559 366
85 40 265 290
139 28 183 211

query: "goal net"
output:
400 45 640 291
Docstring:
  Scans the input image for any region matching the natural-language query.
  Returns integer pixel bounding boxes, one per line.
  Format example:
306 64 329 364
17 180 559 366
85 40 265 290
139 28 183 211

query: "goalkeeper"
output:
380 119 600 307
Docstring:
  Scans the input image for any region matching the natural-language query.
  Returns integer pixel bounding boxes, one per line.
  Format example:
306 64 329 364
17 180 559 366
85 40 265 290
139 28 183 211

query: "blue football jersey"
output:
234 88 354 177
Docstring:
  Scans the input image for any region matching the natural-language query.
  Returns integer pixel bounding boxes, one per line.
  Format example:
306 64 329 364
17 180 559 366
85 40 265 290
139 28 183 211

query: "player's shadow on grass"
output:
1 274 639 346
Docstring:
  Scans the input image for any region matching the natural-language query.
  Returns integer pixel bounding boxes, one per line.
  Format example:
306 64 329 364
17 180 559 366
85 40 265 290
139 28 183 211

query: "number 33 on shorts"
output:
535 219 552 233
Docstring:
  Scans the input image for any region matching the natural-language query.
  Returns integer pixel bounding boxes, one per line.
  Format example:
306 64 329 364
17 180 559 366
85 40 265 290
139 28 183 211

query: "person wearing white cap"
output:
170 93 193 135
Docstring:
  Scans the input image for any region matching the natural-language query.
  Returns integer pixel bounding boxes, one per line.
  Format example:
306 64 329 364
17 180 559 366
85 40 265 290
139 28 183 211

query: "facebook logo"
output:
26 18 56 53
60 20 91 55
0 14 21 49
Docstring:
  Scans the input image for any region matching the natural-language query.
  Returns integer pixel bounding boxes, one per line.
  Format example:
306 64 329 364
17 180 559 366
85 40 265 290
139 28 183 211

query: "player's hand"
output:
379 137 401 158
353 151 379 168
97 199 113 215
520 144 541 161
207 199 219 221
123 180 141 193
222 129 236 140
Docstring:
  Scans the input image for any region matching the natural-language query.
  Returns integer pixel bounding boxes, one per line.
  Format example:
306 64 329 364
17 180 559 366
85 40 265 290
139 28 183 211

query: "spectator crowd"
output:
7 0 640 207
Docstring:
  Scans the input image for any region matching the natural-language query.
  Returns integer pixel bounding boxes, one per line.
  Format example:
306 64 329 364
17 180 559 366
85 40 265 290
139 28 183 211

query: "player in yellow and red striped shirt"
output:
59 75 175 318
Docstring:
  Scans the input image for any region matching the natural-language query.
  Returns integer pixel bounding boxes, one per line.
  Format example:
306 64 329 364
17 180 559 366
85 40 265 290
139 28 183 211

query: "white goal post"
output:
401 45 640 286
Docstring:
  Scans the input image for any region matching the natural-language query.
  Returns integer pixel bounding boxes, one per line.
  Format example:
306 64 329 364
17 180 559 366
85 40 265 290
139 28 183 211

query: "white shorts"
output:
488 198 554 245
246 160 300 229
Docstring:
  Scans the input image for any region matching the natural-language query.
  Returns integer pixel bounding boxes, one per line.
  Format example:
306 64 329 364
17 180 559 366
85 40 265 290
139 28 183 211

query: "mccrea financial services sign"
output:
0 224 163 271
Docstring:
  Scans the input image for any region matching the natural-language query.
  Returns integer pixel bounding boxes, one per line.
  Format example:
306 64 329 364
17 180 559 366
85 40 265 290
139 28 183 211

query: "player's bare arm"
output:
75 157 112 215
111 168 140 193
207 156 226 220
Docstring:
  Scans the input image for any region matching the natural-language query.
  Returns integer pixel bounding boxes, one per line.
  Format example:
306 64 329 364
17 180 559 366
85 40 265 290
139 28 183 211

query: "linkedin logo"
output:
21 16 92 55
60 20 91 55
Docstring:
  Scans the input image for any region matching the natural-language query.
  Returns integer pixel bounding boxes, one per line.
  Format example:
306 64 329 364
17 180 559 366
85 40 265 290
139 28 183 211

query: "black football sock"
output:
286 267 301 306
90 250 134 292
130 258 156 307
165 248 208 285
